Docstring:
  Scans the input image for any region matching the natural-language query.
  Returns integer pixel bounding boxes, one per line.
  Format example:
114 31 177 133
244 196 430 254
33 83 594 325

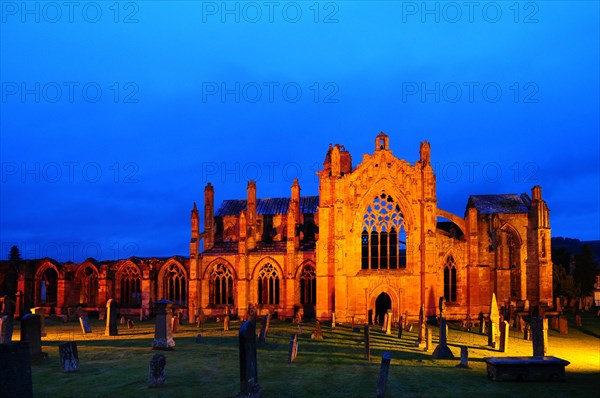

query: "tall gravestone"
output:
105 299 119 336
531 316 545 357
0 342 33 398
425 327 432 352
456 346 469 368
331 312 336 329
499 320 509 352
59 342 79 372
376 352 391 398
488 293 499 348
31 307 47 337
558 316 568 334
153 299 175 350
432 317 454 359
224 315 230 331
21 314 46 359
287 333 298 364
364 325 371 360
238 320 261 398
385 310 392 335
258 314 269 344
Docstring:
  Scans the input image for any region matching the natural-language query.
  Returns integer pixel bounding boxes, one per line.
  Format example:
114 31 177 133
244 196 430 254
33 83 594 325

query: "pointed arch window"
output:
361 193 407 270
37 266 58 306
444 255 457 302
118 264 141 307
300 264 316 305
507 232 521 298
79 266 98 305
163 263 187 305
258 263 280 305
209 263 234 306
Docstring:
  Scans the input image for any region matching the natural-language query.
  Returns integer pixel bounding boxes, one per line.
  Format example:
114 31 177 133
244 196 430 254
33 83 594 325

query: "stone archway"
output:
375 292 392 326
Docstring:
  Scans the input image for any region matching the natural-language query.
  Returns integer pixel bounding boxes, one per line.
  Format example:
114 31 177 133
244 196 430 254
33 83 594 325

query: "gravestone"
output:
311 320 324 340
258 314 269 344
416 304 426 348
519 316 526 333
238 320 261 398
531 316 545 356
364 325 371 360
332 312 336 329
0 342 33 398
575 314 582 327
298 324 303 335
31 307 47 337
432 317 454 359
224 315 230 331
153 299 175 350
171 313 180 333
381 313 388 332
425 327 432 352
551 316 559 330
120 316 126 325
105 299 118 336
456 346 469 368
127 319 134 329
478 312 485 334
523 299 530 313
499 321 509 352
397 315 403 339
555 297 562 314
0 315 14 344
21 314 46 358
385 310 392 335
59 342 79 372
543 318 549 354
287 333 298 364
488 293 500 348
148 353 166 388
523 324 531 340
76 306 92 334
558 316 568 334
376 352 391 398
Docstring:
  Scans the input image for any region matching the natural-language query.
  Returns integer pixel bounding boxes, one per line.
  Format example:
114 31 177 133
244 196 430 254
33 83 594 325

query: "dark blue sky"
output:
1 1 598 262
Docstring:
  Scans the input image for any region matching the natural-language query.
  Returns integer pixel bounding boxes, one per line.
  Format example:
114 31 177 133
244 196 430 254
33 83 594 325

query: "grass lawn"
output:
13 312 600 397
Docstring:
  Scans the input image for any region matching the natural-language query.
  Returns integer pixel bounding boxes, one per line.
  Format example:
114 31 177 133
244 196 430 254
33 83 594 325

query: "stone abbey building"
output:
4 133 553 323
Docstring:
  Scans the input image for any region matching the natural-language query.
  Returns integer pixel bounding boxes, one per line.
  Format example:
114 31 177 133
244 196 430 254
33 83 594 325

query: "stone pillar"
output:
499 321 509 352
238 320 261 397
432 318 454 359
105 299 118 336
531 316 545 357
59 342 79 373
152 299 175 350
20 314 45 358
30 307 46 337
376 352 391 398
0 342 33 398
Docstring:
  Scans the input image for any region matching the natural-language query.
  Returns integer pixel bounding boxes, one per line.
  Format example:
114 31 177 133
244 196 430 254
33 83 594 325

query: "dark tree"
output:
9 245 21 261
573 244 599 296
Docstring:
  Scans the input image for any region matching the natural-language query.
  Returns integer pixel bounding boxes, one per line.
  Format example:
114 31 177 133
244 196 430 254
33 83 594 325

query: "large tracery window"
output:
209 263 234 306
119 264 142 307
361 193 407 270
444 255 457 302
507 233 521 298
257 263 280 305
37 266 58 306
299 264 316 305
163 263 187 305
79 266 98 305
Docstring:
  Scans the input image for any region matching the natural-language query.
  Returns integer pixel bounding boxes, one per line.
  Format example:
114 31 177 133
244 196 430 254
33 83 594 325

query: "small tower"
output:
375 131 389 151
190 202 200 258
247 180 257 250
204 183 214 250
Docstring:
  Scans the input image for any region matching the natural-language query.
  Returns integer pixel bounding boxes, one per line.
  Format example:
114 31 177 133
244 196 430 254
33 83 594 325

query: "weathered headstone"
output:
238 320 261 398
524 323 531 340
287 333 298 364
171 314 179 333
531 316 545 357
105 299 118 336
551 316 559 330
499 320 509 352
455 346 469 368
555 297 562 314
0 342 33 398
376 352 391 398
416 304 426 348
224 315 230 331
127 319 134 329
331 312 336 329
385 310 392 335
30 307 47 337
20 314 45 358
575 314 582 327
558 316 568 334
148 353 166 388
311 320 324 340
258 314 269 344
0 314 14 344
397 315 403 339
152 299 175 350
488 293 499 348
424 327 432 352
432 317 454 359
364 325 371 360
59 342 79 372
478 312 485 334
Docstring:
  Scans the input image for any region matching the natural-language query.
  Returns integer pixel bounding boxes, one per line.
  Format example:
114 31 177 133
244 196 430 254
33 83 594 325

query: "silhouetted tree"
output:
9 245 21 261
574 244 598 296
553 263 580 298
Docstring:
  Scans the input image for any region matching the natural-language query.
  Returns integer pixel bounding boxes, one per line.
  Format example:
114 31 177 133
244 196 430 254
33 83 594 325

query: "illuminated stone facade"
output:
5 133 552 323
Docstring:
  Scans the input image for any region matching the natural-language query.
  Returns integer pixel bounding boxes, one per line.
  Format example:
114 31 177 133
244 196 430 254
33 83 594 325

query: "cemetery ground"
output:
15 312 600 398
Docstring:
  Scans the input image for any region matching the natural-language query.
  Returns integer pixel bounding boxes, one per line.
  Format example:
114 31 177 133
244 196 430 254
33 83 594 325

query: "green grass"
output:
13 312 600 397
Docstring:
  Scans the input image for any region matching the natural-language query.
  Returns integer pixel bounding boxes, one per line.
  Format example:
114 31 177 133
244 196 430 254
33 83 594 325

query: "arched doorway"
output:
375 292 392 326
